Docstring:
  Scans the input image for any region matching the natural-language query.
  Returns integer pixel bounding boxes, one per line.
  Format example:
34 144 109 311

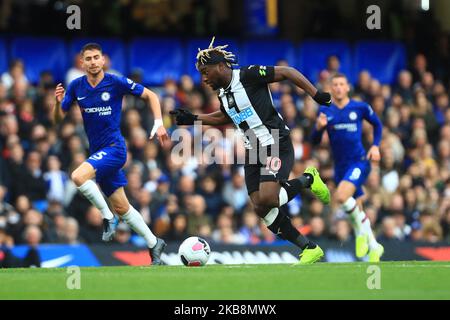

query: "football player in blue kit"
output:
53 43 168 265
312 73 384 262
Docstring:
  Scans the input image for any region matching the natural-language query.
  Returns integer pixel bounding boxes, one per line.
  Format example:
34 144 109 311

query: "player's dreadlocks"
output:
195 36 238 71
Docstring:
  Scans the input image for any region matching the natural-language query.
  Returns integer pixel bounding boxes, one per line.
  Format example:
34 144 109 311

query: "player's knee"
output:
113 203 130 215
253 204 270 218
71 170 87 187
334 192 348 206
253 200 275 218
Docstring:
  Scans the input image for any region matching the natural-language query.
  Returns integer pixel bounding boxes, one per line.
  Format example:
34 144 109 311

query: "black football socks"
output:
281 173 314 202
267 210 316 250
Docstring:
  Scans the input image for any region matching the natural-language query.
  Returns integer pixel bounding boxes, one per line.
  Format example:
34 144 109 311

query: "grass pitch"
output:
1 261 449 300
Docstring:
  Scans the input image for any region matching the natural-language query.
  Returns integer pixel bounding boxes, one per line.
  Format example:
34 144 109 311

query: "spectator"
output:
186 195 212 236
113 222 131 245
44 155 70 204
331 219 352 243
378 216 401 242
63 217 81 245
1 59 29 90
79 206 103 244
222 167 248 213
308 216 327 242
326 55 340 76
394 70 414 104
239 209 262 244
198 175 223 217
65 54 84 85
166 214 188 242
103 54 122 77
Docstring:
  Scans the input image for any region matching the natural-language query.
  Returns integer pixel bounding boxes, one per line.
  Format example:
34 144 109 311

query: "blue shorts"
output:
334 160 371 198
86 143 127 197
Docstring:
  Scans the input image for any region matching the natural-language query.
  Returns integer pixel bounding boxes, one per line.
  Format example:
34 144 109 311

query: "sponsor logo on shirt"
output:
332 123 357 132
81 106 112 116
228 107 254 125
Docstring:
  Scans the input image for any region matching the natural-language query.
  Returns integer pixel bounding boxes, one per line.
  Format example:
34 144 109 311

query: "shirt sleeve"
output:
115 75 145 97
362 103 382 146
240 65 275 86
61 81 76 112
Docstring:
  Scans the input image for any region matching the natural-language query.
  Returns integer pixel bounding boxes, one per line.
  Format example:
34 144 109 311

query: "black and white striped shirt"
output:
218 65 290 149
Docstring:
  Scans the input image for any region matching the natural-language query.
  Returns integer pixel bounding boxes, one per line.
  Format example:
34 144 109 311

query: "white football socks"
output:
77 180 114 220
122 205 157 248
342 197 378 250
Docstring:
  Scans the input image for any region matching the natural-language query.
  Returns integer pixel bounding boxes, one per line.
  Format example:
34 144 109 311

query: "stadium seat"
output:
298 40 352 84
69 38 127 76
186 38 240 83
240 39 296 67
10 37 67 84
0 38 7 75
354 41 406 84
129 38 184 85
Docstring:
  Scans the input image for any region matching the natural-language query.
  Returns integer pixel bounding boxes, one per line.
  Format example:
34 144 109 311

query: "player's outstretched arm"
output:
53 83 66 124
273 66 332 106
141 87 169 146
170 109 232 126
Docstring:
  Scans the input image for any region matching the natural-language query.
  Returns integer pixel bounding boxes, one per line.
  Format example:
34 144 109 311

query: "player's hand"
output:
150 119 169 146
367 145 381 162
316 113 328 130
169 109 198 125
55 83 65 103
313 90 332 106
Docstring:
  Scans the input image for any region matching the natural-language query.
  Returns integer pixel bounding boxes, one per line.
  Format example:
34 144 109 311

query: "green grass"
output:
1 261 450 299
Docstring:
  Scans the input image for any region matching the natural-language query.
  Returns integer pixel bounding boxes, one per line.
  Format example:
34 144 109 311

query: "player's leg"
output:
107 185 166 265
78 146 131 241
71 161 115 222
335 180 369 257
335 162 380 259
356 196 384 262
246 137 323 263
252 182 313 248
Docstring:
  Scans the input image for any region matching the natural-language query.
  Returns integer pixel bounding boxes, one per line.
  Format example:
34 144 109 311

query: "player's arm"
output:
273 66 332 106
198 110 232 125
140 87 169 145
170 109 232 126
364 105 382 162
311 112 328 145
53 83 69 125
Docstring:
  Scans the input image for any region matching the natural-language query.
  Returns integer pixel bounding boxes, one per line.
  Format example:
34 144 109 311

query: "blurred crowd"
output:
0 47 449 254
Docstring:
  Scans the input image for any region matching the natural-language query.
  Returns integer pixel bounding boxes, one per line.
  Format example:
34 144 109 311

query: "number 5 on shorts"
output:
89 151 107 161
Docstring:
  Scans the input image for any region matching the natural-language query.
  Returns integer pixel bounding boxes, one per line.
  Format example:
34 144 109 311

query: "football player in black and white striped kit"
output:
171 38 331 264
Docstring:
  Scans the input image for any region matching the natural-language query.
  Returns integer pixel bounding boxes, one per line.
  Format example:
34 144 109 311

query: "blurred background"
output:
0 0 449 267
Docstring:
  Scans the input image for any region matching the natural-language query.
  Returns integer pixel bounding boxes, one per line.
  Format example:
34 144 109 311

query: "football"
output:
178 237 211 266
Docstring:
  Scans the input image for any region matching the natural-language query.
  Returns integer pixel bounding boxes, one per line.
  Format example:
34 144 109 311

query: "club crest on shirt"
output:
349 111 357 120
101 92 111 101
